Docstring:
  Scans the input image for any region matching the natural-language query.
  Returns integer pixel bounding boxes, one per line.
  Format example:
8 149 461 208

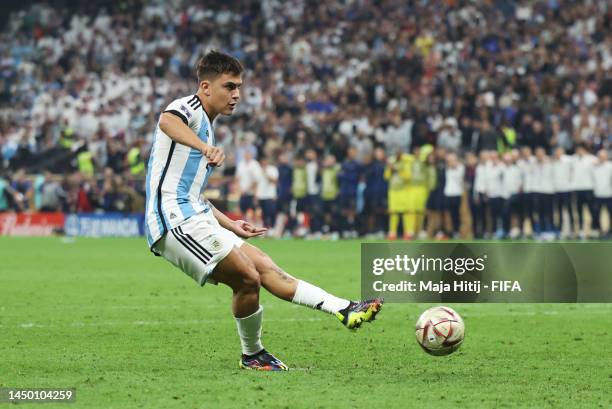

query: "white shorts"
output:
153 210 244 286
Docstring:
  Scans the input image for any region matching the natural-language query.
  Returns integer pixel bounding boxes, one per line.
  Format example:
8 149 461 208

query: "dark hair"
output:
196 50 243 82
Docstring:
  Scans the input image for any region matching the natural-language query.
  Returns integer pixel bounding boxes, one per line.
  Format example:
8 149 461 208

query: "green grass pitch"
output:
1 237 610 408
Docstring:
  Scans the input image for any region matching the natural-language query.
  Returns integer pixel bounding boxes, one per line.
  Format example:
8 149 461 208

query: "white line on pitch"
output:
2 317 327 330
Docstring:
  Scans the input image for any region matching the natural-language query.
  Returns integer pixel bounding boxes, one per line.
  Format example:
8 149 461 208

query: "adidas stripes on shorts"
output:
153 210 244 286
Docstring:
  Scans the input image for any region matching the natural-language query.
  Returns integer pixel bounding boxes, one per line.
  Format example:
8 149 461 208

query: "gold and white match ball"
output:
415 306 465 356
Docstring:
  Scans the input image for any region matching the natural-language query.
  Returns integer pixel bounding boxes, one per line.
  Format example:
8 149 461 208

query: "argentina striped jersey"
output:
145 94 215 250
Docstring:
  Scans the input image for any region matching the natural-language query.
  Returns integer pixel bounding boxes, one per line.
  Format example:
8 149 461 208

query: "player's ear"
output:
199 80 211 96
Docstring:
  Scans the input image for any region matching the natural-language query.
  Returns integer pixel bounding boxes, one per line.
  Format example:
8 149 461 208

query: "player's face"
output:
204 73 242 116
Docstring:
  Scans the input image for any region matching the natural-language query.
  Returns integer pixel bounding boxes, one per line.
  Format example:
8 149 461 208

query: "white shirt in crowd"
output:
551 155 574 193
256 164 279 200
236 159 261 194
591 161 612 198
502 163 522 198
533 159 555 194
474 162 488 195
306 161 319 195
517 156 536 193
572 154 597 191
486 162 506 198
444 164 465 197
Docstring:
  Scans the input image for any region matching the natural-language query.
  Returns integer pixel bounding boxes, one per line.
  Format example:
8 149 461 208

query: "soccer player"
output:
235 149 258 223
501 152 522 239
443 152 464 239
590 149 612 239
363 147 388 238
517 147 537 238
533 147 555 239
272 150 292 238
338 146 362 238
572 144 597 239
320 153 341 239
254 155 278 230
305 148 322 238
473 151 490 239
551 147 575 238
384 149 412 240
290 154 308 236
144 51 382 371
485 151 506 239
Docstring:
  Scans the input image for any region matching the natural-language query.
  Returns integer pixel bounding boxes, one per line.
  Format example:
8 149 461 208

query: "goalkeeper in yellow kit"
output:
385 146 436 240
385 150 412 240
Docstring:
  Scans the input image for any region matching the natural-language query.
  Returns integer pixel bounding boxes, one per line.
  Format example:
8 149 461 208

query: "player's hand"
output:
201 144 225 167
232 220 267 239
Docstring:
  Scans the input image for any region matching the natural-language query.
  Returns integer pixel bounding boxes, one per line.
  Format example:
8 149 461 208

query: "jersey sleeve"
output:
163 98 197 129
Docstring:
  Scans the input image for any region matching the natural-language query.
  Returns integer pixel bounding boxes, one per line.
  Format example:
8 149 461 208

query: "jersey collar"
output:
193 94 213 124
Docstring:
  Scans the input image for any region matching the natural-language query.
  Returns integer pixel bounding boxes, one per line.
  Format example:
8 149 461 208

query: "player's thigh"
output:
210 247 261 291
239 242 295 279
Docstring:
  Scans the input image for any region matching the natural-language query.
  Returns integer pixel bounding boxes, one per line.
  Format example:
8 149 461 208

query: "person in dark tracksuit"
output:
363 147 388 237
464 152 480 239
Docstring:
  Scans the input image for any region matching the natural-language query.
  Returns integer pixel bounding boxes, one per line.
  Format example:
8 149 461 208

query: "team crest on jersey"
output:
211 239 221 250
180 105 192 118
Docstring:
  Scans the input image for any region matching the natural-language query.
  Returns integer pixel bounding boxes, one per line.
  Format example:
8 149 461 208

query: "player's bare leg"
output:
211 247 261 317
237 243 297 300
210 247 287 371
240 242 383 329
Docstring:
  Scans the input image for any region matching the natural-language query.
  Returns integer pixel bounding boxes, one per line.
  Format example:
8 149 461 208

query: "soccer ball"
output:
415 306 465 356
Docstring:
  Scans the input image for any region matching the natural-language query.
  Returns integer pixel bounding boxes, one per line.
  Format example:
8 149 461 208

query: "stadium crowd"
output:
0 0 610 240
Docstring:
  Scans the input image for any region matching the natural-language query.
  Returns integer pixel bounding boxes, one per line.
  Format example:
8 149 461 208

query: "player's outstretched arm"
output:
159 112 225 166
208 200 267 238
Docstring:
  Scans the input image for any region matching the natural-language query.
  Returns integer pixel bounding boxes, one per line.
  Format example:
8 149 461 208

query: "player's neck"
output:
195 91 217 121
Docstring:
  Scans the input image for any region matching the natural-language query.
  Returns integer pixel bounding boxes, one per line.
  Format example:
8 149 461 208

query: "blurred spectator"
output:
502 152 522 239
363 147 387 238
534 147 555 238
305 149 322 237
486 152 506 238
274 151 293 237
255 155 278 230
291 154 308 236
338 146 361 238
473 151 490 239
572 144 597 238
591 150 612 238
517 147 537 238
437 118 462 153
426 148 447 239
11 168 32 211
464 152 479 239
39 171 67 212
235 150 259 222
444 152 464 239
320 154 340 239
385 149 411 241
0 174 24 211
552 147 575 237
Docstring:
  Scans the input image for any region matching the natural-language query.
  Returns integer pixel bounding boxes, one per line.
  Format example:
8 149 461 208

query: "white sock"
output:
235 305 264 356
291 280 351 314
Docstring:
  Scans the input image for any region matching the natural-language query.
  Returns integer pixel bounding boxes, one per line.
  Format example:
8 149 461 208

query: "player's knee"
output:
239 259 261 292
240 272 260 292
